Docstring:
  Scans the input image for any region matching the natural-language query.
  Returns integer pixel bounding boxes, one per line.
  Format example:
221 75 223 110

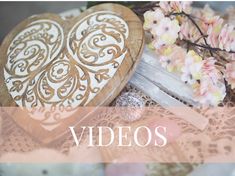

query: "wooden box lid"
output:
0 3 144 143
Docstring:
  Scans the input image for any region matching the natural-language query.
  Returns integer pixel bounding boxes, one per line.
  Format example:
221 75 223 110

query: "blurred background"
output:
0 1 234 42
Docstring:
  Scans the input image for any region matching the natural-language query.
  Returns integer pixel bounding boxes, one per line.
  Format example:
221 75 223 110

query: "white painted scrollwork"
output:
67 11 129 104
4 12 129 130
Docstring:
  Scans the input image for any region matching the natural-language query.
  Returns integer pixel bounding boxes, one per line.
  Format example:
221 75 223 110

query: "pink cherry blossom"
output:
219 24 235 52
194 4 217 33
143 3 232 107
151 17 180 48
159 1 192 14
180 20 200 42
181 50 203 84
205 16 223 31
170 1 192 14
193 57 225 106
159 2 171 14
143 9 164 31
202 57 220 83
157 45 186 72
193 75 226 106
206 17 224 48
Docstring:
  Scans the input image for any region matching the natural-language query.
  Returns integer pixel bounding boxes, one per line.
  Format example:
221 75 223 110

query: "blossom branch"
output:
134 3 235 56
183 39 235 54
141 1 235 106
132 2 159 18
169 11 214 56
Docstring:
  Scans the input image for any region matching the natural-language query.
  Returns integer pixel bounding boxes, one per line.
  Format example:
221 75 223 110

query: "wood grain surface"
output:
0 3 144 143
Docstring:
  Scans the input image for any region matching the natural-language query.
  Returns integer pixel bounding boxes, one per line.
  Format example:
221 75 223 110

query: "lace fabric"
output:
0 84 234 162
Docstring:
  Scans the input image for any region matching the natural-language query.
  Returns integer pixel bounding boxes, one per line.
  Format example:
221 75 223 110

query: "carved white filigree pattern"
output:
67 11 129 104
4 12 129 130
4 19 64 106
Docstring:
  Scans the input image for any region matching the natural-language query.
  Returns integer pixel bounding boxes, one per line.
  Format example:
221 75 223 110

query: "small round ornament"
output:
115 92 145 122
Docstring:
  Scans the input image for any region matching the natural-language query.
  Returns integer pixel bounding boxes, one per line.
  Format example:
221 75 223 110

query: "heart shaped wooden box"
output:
0 3 144 143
